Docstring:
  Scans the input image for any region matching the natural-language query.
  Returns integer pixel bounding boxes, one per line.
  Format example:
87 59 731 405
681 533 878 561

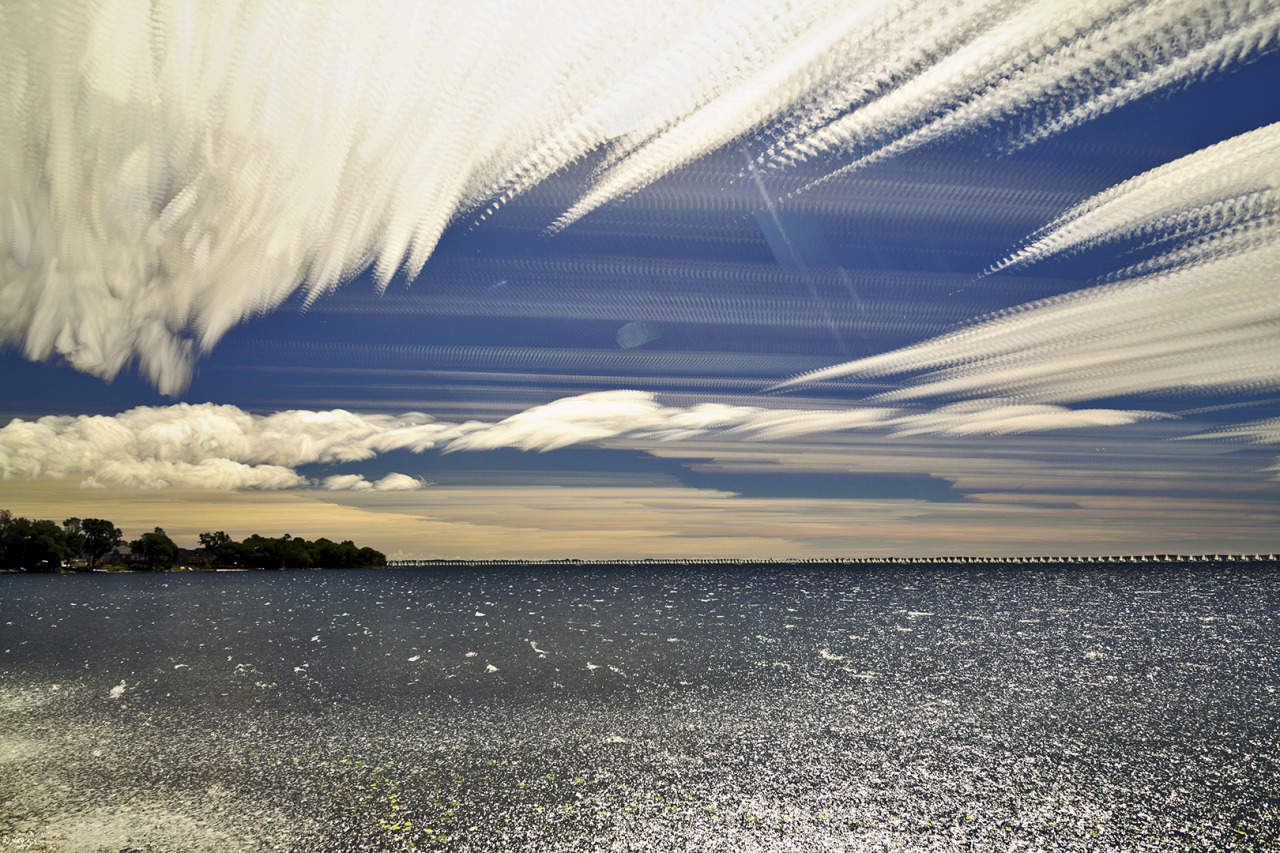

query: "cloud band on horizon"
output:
0 392 1165 491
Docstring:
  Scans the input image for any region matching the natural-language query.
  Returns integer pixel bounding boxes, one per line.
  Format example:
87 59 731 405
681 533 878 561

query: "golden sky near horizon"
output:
4 479 1277 560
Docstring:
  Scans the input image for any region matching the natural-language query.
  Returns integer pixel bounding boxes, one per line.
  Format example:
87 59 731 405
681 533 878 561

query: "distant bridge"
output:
385 554 1277 567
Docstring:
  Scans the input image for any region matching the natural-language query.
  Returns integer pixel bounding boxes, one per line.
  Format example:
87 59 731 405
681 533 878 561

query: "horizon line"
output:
384 553 1278 566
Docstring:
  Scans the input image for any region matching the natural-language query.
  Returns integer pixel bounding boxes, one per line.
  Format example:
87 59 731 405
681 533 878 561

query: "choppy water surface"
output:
1 563 1277 851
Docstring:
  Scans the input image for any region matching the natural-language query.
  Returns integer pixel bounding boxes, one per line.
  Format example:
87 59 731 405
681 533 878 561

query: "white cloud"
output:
1180 415 1280 480
442 390 1162 453
774 225 1280 403
764 124 1280 407
321 474 374 492
442 391 757 452
885 402 1168 436
989 122 1280 274
774 120 1280 400
372 473 424 491
0 403 458 490
3 0 1274 391
0 393 1162 491
319 473 422 492
760 0 1280 195
1182 416 1280 444
84 459 307 491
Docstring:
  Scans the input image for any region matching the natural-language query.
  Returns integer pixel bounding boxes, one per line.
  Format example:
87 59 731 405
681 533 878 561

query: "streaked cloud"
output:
422 391 1164 451
776 118 1280 403
1183 415 1280 445
1181 416 1280 479
989 122 1280 275
443 391 754 452
774 197 1280 403
4 0 1274 393
639 418 1263 493
0 392 1164 491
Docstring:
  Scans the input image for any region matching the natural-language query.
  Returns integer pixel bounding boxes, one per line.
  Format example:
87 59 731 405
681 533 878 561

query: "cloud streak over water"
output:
3 0 1275 392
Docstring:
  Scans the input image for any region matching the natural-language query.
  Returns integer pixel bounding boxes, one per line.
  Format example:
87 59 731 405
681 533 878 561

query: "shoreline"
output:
6 552 1277 574
388 554 1280 567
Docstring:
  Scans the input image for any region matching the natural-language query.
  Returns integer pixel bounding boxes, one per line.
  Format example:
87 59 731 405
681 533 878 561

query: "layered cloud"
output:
1184 416 1280 445
0 392 1164 491
437 391 1165 451
775 120 1280 403
3 0 1275 392
775 239 1280 402
988 122 1280 275
1181 416 1280 479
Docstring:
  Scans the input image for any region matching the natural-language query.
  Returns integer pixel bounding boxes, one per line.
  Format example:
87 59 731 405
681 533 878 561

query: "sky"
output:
2 0 1280 559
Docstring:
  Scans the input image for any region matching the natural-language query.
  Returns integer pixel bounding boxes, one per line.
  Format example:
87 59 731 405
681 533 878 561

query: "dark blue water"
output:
2 563 1277 850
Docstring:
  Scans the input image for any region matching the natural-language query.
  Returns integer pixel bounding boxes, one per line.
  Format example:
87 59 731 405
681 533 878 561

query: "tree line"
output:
0 510 386 572
196 530 386 570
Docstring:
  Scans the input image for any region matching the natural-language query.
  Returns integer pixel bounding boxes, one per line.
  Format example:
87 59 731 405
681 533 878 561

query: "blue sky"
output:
2 1 1279 558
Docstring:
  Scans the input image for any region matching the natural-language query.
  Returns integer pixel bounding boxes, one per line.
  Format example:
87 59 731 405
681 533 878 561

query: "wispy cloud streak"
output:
1179 416 1280 480
760 0 1280 195
1183 416 1280 444
775 121 1280 404
3 0 1273 391
989 122 1280 274
775 238 1280 401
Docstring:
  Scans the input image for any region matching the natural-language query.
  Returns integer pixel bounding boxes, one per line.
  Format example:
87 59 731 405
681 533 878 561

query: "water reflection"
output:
1 564 1276 850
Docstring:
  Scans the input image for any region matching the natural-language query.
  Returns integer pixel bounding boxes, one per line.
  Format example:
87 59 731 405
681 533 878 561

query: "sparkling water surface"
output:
1 563 1277 851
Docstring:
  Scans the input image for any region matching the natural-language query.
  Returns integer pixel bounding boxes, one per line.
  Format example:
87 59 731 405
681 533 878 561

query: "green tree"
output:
235 533 314 569
240 534 275 569
198 530 234 565
61 518 86 564
312 537 348 568
276 534 314 569
0 513 77 572
79 518 123 568
131 527 177 570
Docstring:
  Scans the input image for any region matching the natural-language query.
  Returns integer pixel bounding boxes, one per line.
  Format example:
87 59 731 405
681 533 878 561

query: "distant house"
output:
179 547 212 568
101 544 133 567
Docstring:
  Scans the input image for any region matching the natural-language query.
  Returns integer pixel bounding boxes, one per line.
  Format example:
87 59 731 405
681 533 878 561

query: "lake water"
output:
1 562 1277 851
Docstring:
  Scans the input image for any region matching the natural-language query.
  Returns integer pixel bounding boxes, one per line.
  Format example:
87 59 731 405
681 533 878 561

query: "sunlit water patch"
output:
1 563 1277 850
